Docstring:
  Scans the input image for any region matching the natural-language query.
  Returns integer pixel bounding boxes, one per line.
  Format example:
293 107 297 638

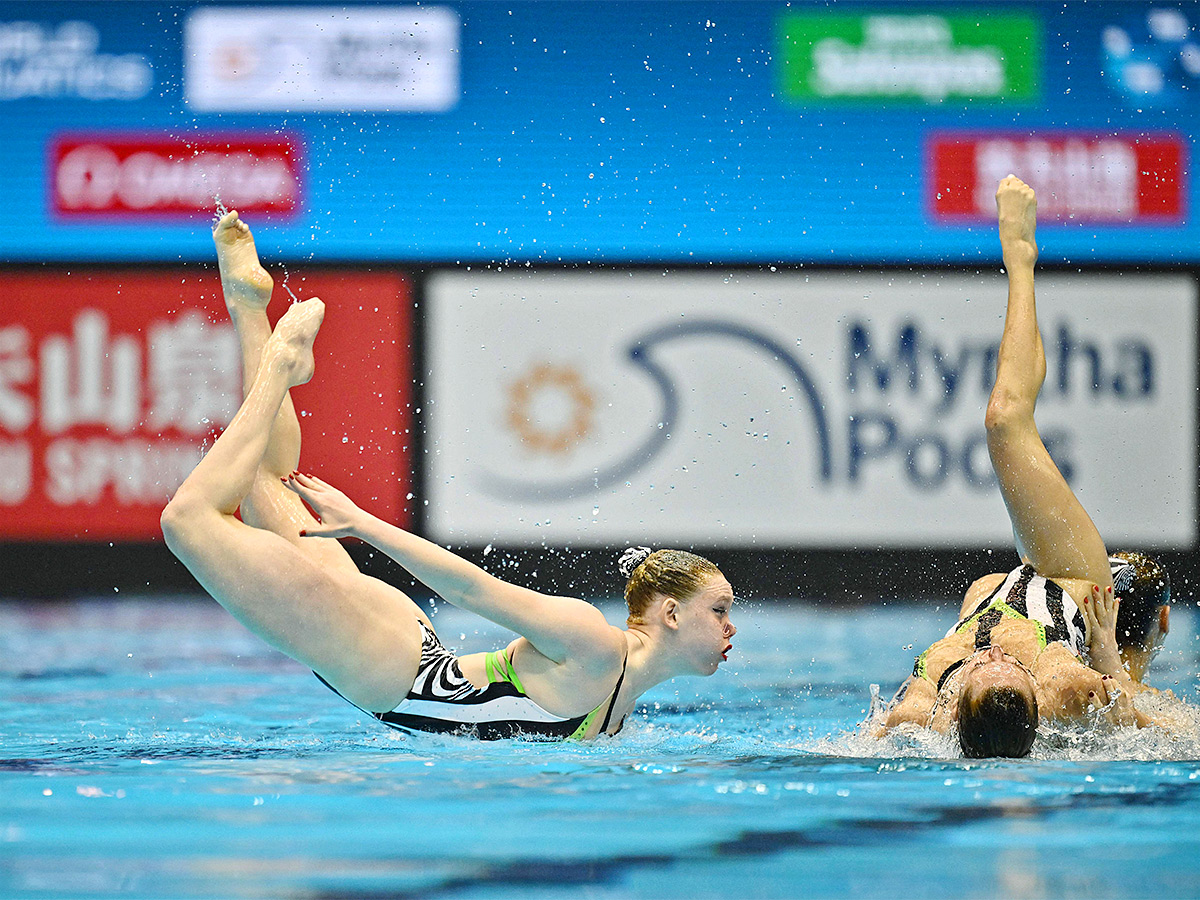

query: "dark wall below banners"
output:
3 542 1197 610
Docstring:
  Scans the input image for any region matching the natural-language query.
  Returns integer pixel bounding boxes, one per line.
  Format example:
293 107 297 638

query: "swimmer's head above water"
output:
620 547 736 675
954 646 1039 758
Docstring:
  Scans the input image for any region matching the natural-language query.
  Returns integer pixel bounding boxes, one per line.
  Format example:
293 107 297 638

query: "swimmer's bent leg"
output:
212 211 358 578
164 508 422 712
162 300 421 712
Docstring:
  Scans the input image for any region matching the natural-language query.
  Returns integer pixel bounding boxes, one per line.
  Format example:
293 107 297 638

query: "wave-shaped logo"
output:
477 319 832 502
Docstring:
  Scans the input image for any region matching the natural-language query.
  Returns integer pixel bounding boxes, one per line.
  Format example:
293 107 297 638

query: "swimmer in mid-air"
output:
878 177 1173 757
160 213 737 740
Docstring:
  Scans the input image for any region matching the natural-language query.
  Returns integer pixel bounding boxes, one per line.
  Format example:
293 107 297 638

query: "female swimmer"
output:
160 213 737 740
880 177 1172 757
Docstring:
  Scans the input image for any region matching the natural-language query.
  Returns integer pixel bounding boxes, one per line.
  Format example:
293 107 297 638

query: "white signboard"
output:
184 6 459 112
425 270 1197 549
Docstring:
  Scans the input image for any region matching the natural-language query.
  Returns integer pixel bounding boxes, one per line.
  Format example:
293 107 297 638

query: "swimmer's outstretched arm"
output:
284 473 621 666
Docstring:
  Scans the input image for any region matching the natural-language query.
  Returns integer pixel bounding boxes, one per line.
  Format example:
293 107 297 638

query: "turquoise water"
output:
3 596 1200 899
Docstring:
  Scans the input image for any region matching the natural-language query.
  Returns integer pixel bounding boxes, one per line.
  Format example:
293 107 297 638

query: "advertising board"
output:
0 268 412 540
929 133 1185 224
777 10 1040 103
183 5 460 112
51 134 304 219
425 269 1196 549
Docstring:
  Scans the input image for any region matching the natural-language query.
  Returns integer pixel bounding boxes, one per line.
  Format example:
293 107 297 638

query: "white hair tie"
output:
618 546 653 579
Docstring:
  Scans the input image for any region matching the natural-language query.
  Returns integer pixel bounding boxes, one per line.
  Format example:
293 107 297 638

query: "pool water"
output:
3 596 1200 899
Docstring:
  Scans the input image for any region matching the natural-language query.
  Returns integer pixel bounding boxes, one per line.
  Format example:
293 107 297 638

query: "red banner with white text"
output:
927 132 1186 224
51 134 304 218
0 268 412 540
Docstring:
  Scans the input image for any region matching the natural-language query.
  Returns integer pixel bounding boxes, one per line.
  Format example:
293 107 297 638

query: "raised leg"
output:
984 177 1111 586
213 212 302 470
212 211 357 575
161 299 423 712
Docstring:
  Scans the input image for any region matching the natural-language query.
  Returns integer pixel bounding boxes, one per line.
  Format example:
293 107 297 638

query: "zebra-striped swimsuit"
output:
913 564 1088 682
320 621 626 741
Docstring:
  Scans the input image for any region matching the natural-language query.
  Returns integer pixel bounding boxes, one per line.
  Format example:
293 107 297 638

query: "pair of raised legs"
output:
159 214 425 713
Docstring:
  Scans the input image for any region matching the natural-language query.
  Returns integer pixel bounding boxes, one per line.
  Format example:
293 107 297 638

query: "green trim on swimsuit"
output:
957 599 1048 649
566 706 601 741
914 599 1049 683
484 648 527 694
483 647 608 741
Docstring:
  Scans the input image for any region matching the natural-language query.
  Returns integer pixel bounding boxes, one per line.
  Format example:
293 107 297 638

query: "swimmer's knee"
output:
984 390 1029 435
160 489 212 550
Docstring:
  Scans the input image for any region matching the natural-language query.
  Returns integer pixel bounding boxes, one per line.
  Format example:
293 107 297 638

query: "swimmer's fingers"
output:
1081 584 1101 632
293 471 336 492
1108 682 1136 727
1085 584 1126 677
1095 586 1120 629
282 471 362 539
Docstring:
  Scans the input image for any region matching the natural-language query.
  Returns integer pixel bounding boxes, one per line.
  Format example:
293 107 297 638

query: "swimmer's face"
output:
673 574 737 675
958 646 1036 712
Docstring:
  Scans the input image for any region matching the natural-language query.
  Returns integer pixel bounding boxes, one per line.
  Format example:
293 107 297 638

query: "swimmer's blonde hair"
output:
622 548 721 625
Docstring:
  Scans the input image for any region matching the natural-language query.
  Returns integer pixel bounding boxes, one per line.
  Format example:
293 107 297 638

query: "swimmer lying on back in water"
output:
160 213 737 741
877 177 1174 758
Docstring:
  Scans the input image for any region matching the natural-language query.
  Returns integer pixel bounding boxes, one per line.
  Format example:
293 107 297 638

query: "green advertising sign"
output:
778 11 1040 104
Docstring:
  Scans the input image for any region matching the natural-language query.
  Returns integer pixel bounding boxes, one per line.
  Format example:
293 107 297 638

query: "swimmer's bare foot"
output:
996 176 1038 267
213 211 274 313
262 298 324 388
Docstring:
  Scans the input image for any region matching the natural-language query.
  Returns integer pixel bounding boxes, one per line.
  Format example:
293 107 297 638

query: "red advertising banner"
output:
927 133 1185 223
0 269 412 540
50 134 303 218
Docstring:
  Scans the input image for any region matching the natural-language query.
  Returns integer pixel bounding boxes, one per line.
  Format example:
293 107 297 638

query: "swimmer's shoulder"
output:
922 634 972 684
513 624 625 678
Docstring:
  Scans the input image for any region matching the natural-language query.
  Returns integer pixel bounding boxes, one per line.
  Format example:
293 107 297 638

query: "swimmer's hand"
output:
1081 584 1158 728
1081 583 1124 678
283 472 368 539
996 175 1038 268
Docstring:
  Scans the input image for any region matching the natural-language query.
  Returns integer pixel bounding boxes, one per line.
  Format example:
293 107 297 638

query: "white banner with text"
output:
424 270 1196 548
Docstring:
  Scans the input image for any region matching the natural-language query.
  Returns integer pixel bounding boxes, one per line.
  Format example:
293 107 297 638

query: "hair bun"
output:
618 546 653 579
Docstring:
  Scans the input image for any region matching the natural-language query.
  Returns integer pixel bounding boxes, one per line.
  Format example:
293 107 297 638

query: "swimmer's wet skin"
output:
162 212 737 743
874 177 1178 758
319 621 628 740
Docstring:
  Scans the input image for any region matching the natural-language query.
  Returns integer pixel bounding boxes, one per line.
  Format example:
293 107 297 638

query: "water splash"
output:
277 263 302 303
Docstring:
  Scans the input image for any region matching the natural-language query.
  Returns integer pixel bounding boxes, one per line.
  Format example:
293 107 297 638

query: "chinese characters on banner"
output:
0 269 412 540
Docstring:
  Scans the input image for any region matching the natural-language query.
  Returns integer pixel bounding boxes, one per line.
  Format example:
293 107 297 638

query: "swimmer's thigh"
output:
166 507 424 711
987 425 1110 585
241 470 360 577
